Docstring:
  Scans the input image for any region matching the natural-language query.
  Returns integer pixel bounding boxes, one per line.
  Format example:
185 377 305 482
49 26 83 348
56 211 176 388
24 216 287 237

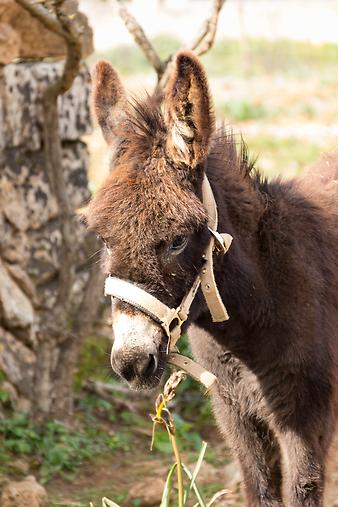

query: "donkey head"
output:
86 51 215 389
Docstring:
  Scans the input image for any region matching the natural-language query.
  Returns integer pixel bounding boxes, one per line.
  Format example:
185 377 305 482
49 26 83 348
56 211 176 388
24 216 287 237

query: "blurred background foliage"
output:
87 33 338 191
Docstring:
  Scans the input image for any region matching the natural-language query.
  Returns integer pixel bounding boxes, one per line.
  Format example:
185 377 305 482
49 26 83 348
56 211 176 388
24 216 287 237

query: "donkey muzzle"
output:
110 306 166 389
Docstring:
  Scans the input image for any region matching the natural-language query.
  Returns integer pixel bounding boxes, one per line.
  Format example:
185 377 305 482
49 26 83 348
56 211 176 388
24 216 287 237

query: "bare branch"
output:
42 2 82 307
113 0 226 95
84 379 139 397
155 0 226 96
190 0 226 56
15 0 82 97
154 56 174 98
114 0 165 79
48 2 82 97
82 379 146 413
15 0 83 312
155 0 225 97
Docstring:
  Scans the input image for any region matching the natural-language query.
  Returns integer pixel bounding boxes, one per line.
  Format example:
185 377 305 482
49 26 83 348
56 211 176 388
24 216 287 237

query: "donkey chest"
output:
188 323 269 417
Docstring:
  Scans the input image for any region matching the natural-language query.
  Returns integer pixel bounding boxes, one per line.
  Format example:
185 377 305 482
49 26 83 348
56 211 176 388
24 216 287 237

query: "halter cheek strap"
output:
200 176 232 323
104 175 233 390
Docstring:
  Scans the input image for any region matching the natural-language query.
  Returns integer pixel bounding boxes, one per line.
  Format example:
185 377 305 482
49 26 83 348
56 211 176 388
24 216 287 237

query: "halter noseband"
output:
104 175 232 390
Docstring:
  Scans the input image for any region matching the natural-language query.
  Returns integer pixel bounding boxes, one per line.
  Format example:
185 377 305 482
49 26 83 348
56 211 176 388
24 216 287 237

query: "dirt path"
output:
47 431 337 506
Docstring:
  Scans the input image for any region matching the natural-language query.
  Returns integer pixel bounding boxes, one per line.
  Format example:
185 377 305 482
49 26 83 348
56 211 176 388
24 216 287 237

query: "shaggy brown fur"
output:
86 52 338 506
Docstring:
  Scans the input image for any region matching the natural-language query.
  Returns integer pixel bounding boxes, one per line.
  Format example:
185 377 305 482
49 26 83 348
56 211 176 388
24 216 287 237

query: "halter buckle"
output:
208 227 228 255
162 307 187 340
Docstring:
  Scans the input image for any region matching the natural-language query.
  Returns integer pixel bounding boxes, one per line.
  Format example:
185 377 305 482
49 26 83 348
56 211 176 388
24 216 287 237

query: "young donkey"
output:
86 51 338 506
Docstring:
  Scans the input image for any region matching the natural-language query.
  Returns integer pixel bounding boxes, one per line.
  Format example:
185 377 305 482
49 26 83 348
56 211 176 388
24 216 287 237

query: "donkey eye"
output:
170 235 188 253
97 234 107 246
97 235 113 255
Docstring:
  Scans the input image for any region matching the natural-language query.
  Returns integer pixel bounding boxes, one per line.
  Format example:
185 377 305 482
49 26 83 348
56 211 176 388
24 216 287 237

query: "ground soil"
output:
47 423 338 507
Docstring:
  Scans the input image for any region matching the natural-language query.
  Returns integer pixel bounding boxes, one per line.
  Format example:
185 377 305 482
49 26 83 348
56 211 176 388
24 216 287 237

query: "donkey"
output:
85 51 338 506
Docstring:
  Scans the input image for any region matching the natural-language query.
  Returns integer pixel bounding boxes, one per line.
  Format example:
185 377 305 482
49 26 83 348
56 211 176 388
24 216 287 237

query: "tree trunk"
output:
0 61 103 421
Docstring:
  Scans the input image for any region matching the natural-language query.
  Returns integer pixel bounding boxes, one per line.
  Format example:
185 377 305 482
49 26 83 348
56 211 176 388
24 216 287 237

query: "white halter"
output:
104 175 232 390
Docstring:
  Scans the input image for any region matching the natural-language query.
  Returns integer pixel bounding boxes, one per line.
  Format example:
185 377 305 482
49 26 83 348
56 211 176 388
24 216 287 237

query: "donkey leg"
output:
189 327 284 505
233 416 284 507
213 397 284 506
278 431 326 506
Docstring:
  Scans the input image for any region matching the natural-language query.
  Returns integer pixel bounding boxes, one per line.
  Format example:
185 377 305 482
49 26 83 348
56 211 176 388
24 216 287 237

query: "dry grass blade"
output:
191 0 226 56
150 370 187 507
206 488 232 506
113 0 164 78
181 463 206 507
102 498 121 507
113 0 226 94
159 462 177 507
184 441 208 505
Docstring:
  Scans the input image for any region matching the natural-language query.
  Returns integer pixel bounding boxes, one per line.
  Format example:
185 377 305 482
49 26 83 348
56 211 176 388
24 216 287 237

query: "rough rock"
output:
0 0 93 63
8 457 30 475
0 59 95 415
63 142 91 210
24 176 58 231
0 258 35 329
0 329 36 397
0 476 48 507
5 263 37 301
0 380 18 408
0 62 92 152
0 228 30 265
0 22 20 64
27 223 62 284
0 176 29 231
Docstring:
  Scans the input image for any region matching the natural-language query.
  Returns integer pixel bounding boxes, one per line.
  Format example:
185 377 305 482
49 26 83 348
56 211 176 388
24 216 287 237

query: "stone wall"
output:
0 61 94 414
0 0 93 64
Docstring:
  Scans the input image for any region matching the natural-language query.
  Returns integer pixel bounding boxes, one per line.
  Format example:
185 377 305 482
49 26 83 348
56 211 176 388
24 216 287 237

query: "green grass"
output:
218 100 270 122
91 35 338 81
203 38 338 79
88 34 182 76
0 409 133 483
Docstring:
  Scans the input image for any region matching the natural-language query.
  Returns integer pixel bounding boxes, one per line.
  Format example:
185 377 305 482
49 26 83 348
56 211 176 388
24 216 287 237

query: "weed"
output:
74 335 112 390
96 371 230 507
0 413 130 483
0 389 9 403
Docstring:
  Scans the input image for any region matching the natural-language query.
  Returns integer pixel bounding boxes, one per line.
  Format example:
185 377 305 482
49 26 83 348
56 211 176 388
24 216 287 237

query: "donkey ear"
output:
165 51 214 168
92 60 128 145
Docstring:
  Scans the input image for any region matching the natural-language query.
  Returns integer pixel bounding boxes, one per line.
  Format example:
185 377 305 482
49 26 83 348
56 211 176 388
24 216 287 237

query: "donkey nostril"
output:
134 354 157 378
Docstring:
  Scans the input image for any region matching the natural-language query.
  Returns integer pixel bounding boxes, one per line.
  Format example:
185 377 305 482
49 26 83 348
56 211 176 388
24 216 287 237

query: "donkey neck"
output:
196 136 270 336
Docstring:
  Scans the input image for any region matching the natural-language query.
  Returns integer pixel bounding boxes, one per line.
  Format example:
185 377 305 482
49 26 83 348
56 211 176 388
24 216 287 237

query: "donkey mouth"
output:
111 342 168 391
125 351 167 391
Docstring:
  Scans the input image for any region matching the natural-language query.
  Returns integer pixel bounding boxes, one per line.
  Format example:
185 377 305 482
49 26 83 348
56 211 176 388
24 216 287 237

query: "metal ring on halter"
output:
208 227 228 255
161 307 188 353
